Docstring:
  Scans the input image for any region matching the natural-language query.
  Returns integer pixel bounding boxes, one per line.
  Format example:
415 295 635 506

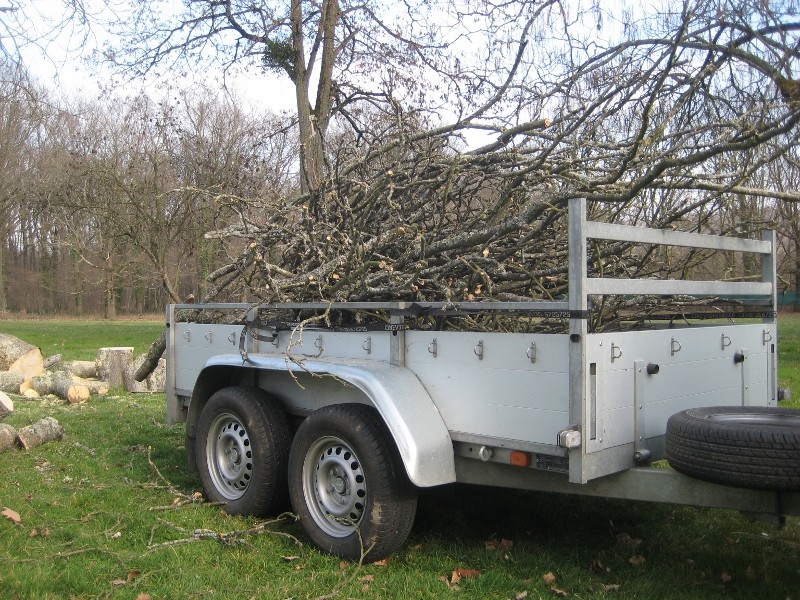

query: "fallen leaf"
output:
551 587 568 597
542 572 557 586
135 594 151 600
372 558 390 566
1 507 21 524
616 533 642 549
359 575 374 582
361 584 370 593
515 592 529 600
281 555 300 562
111 579 126 587
604 584 621 592
455 567 480 578
127 570 140 582
338 561 348 570
720 572 733 584
628 555 646 566
588 559 608 573
449 567 480 585
745 565 756 579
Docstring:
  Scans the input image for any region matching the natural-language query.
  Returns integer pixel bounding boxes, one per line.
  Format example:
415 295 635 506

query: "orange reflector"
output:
509 451 530 467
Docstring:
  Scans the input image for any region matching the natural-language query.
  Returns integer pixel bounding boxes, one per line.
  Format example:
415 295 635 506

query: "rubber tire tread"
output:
196 386 291 516
288 404 417 562
666 406 800 491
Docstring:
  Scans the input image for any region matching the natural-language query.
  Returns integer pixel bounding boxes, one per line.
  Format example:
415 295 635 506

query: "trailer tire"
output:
666 406 800 491
288 404 417 562
196 387 290 516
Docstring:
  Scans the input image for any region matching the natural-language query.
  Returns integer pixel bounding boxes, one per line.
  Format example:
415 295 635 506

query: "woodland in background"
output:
2 1 800 318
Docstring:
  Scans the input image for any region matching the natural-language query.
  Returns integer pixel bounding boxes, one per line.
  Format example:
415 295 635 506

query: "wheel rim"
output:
205 412 254 500
302 436 367 538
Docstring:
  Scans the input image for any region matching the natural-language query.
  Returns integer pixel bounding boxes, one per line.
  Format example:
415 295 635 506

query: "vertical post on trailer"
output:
762 230 778 404
165 303 180 424
568 198 589 483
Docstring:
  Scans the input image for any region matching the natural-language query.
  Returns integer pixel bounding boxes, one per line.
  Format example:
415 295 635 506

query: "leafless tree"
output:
177 0 800 316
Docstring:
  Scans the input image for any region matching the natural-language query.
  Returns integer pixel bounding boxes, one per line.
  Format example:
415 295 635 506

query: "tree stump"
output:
0 371 23 394
16 417 64 450
96 347 134 388
0 423 16 452
0 334 44 382
0 392 13 421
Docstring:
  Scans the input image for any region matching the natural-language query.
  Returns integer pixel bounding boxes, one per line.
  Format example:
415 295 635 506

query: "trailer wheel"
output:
196 387 290 515
288 404 417 561
666 406 800 491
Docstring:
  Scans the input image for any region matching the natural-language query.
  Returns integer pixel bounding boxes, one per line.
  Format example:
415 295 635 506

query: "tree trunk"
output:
16 417 64 450
104 246 116 320
0 224 6 313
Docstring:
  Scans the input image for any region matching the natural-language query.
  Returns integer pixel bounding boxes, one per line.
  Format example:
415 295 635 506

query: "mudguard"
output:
201 354 456 488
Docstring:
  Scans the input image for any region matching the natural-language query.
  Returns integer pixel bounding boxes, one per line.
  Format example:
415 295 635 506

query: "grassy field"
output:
0 317 798 599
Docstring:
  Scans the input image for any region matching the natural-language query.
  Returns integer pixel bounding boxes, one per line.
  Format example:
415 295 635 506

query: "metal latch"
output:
238 318 278 363
557 426 582 449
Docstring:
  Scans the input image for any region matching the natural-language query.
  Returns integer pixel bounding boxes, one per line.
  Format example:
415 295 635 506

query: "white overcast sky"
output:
12 0 296 111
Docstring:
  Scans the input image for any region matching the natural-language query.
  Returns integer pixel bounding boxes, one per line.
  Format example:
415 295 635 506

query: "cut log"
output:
0 423 16 452
0 333 44 381
96 347 134 388
0 370 24 394
31 371 91 404
62 360 98 379
16 417 64 450
125 354 167 393
0 391 13 421
43 354 62 369
74 377 109 396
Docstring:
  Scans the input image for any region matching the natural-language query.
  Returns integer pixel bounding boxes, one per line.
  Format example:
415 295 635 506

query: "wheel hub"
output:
303 436 367 537
206 413 254 500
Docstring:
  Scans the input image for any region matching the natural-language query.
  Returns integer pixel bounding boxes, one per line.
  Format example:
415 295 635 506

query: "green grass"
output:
0 318 165 361
778 312 800 409
0 319 799 599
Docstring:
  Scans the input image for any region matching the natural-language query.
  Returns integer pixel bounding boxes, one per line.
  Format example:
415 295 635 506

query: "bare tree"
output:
185 0 800 312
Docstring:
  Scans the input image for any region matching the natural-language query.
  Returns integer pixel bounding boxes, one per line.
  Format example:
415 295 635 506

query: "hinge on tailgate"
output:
557 426 582 449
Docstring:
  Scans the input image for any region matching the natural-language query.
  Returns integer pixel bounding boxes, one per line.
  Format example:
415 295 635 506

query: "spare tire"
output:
666 406 800 491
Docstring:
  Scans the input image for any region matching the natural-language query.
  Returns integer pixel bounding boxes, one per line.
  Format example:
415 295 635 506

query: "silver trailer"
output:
166 198 800 560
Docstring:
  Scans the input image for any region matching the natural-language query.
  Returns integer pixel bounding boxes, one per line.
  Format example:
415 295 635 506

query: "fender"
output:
201 354 456 488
